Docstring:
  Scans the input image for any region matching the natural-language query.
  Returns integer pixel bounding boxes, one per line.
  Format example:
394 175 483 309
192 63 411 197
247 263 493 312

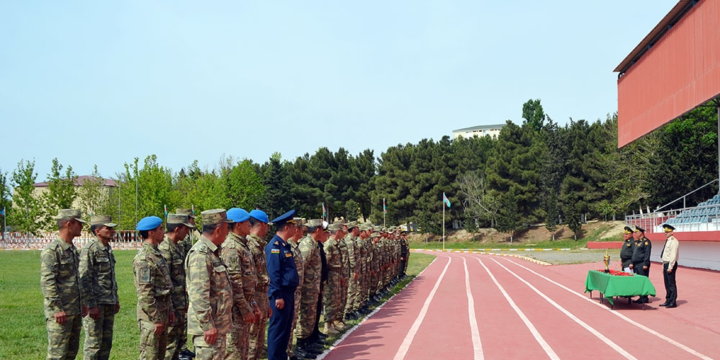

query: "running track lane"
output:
323 252 718 359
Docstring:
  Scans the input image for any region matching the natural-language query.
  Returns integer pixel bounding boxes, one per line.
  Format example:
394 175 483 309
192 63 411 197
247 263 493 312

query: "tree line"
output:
1 100 717 239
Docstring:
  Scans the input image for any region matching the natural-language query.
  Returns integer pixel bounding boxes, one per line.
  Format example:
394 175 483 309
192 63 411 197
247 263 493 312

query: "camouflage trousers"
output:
323 272 342 322
287 287 302 356
225 316 250 360
83 304 115 360
138 320 168 360
295 286 319 340
338 276 349 320
164 310 186 360
192 335 226 360
347 275 359 313
46 313 82 360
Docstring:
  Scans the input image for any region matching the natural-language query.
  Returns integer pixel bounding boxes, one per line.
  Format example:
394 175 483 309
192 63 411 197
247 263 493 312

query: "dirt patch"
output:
408 220 625 245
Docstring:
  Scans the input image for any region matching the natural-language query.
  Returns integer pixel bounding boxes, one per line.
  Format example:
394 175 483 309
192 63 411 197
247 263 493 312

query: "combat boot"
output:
334 320 347 331
324 322 339 335
296 339 318 359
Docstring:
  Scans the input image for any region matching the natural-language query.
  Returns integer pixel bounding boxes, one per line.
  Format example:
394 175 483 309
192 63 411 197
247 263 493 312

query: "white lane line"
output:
474 257 559 360
463 257 484 360
501 258 714 360
393 257 452 360
317 257 439 360
487 257 637 360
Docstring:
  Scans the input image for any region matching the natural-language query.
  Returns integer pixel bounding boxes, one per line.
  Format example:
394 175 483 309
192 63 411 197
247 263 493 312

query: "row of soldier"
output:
40 208 410 360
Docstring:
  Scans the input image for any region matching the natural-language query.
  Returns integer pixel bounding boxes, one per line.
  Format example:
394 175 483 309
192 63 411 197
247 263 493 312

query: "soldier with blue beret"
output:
247 209 272 360
133 216 176 359
265 210 300 360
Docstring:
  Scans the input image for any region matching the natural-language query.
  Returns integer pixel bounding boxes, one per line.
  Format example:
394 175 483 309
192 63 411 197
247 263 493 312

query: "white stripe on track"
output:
475 257 559 360
463 257 484 360
393 257 452 360
500 257 714 360
487 257 637 360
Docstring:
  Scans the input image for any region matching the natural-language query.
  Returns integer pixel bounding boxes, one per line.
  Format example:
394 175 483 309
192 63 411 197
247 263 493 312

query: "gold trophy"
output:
603 250 610 273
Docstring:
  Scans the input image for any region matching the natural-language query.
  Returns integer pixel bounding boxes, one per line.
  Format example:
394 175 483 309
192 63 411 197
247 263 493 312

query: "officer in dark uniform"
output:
619 226 634 271
630 225 652 303
265 210 300 360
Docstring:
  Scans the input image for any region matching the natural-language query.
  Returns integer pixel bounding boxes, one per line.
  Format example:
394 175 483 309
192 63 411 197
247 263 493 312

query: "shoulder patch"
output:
645 241 648 246
198 244 209 253
138 265 151 284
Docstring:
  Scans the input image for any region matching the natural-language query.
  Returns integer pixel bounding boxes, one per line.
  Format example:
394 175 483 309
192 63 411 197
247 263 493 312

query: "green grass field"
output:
0 250 436 359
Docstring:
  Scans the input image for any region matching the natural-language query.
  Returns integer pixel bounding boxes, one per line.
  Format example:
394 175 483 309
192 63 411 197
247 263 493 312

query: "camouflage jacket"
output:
288 238 305 289
183 229 201 259
345 234 357 274
355 236 367 273
79 238 118 308
324 238 342 272
220 232 257 317
159 235 188 310
338 237 350 279
41 238 82 318
185 236 234 336
247 234 269 289
133 242 174 324
299 235 321 294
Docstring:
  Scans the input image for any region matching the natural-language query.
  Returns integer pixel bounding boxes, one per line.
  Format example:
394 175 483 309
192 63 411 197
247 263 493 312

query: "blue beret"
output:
271 209 296 226
249 209 269 224
137 216 163 231
227 208 250 223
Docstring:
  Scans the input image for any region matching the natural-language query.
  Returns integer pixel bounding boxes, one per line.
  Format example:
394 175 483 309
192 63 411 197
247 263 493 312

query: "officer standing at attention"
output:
630 225 652 303
220 208 261 360
158 214 194 360
619 226 634 272
247 209 272 360
134 216 176 359
80 215 120 360
41 209 88 360
185 209 234 359
265 210 300 360
660 224 680 308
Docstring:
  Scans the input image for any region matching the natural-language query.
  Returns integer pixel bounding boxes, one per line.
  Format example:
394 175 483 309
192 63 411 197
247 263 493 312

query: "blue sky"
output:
0 0 677 180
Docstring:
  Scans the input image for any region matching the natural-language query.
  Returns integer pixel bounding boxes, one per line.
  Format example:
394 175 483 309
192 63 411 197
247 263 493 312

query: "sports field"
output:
0 250 435 359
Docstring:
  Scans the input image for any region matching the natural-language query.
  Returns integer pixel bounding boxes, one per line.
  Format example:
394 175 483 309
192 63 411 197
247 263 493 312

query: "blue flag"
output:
443 192 451 208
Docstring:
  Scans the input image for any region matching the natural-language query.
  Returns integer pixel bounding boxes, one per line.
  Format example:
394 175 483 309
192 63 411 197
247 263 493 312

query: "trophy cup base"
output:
604 269 610 273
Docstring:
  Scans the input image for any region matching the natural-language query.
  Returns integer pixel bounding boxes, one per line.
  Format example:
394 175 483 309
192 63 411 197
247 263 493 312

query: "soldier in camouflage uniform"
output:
353 224 371 315
247 209 272 360
176 209 199 257
344 222 360 320
335 221 350 329
295 219 323 357
286 218 305 360
323 223 343 335
80 215 119 360
133 216 176 360
158 214 194 360
41 209 87 360
185 209 234 360
220 208 260 360
400 231 409 278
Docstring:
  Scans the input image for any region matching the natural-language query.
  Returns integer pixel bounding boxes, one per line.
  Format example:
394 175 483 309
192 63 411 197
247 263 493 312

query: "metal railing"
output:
626 201 720 234
0 230 143 250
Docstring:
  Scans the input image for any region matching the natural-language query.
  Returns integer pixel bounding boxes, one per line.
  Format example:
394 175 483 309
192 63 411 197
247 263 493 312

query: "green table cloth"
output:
584 270 656 305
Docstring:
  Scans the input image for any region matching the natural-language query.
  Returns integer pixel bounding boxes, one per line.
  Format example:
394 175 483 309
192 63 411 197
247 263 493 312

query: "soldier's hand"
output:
114 303 121 314
243 311 256 323
204 327 218 345
89 307 100 320
643 266 648 270
354 273 359 281
154 322 164 335
629 264 634 269
275 298 285 310
266 307 273 318
667 268 673 274
81 305 89 317
169 312 176 326
253 303 262 323
54 311 67 325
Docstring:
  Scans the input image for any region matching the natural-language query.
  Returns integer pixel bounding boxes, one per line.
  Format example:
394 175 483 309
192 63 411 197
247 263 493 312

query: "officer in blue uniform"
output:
265 210 300 360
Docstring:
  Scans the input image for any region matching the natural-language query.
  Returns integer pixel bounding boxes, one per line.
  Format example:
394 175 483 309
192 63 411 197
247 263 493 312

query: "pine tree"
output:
260 153 292 219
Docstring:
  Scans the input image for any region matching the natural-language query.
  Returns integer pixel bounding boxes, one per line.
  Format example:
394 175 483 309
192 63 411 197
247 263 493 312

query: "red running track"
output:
322 252 720 360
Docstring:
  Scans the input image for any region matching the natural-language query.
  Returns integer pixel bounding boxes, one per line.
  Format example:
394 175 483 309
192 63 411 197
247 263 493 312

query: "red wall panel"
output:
617 0 720 147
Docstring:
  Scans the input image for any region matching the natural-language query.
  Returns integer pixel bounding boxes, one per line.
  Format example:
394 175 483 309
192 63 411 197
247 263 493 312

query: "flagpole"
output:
443 200 445 251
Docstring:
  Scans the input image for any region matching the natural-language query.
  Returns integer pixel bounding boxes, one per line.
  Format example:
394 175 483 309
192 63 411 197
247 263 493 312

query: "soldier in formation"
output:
133 216 176 359
80 215 119 360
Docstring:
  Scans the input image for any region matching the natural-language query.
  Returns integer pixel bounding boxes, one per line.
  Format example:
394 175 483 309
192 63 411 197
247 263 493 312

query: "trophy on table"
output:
603 250 610 273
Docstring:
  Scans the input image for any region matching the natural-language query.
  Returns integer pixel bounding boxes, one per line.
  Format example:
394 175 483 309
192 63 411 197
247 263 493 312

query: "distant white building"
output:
452 124 505 140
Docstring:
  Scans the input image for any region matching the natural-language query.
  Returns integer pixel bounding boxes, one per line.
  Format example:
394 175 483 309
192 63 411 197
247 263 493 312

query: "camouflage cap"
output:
90 215 117 227
176 208 197 219
346 221 358 229
56 209 86 223
293 217 303 226
328 223 342 231
301 218 307 226
306 219 323 227
167 214 195 228
358 223 371 231
201 209 232 225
